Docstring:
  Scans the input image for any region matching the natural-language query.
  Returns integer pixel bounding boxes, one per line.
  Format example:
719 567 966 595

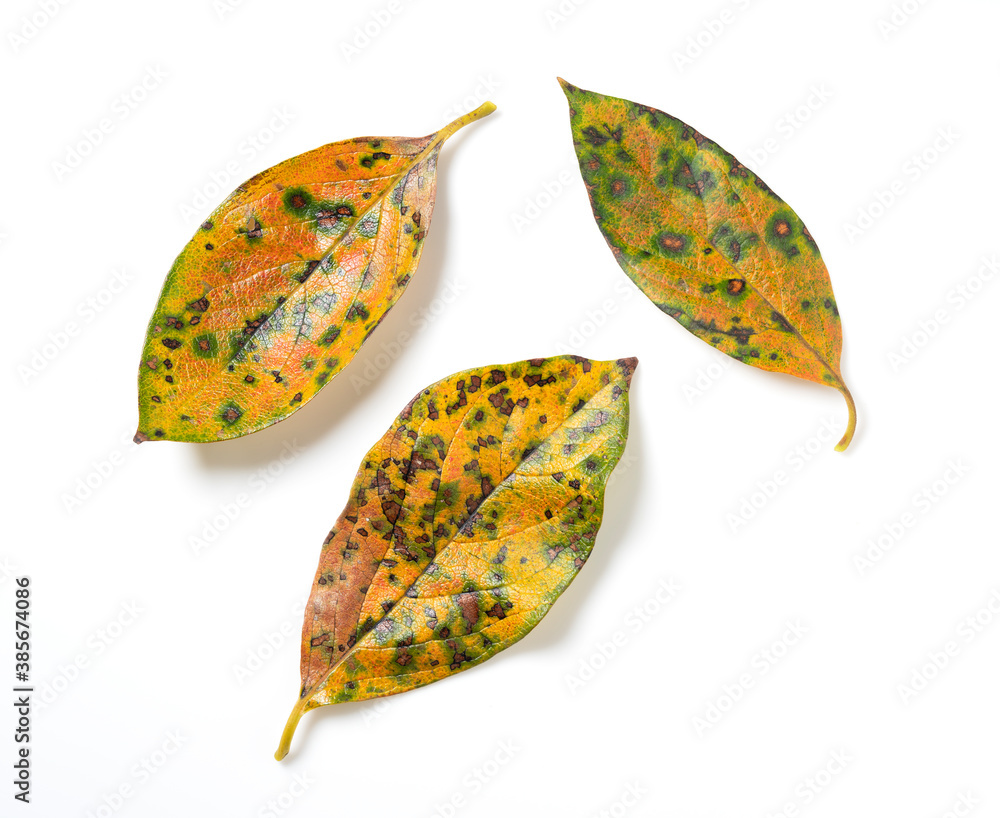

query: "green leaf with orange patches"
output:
275 355 636 760
134 102 496 444
559 79 857 450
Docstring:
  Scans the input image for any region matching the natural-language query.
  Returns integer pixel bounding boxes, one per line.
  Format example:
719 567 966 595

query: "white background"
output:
2 0 998 815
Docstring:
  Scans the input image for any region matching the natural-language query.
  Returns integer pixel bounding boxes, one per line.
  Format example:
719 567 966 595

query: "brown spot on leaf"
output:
658 232 687 253
457 592 479 631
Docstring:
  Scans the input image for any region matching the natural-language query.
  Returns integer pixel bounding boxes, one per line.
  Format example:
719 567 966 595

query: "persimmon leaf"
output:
275 355 636 760
134 102 496 444
559 79 856 450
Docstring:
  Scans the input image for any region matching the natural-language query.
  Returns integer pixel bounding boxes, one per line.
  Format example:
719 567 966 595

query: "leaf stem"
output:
834 385 857 452
435 101 497 142
274 696 309 761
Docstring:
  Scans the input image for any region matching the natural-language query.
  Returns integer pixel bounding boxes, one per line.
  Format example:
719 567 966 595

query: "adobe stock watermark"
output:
930 792 980 818
605 449 639 492
6 0 72 54
439 75 501 127
60 428 140 514
36 602 143 712
84 730 187 818
18 267 135 384
350 278 469 394
853 459 970 576
693 619 809 737
842 126 959 243
257 772 316 818
178 107 295 222
681 351 735 404
589 782 648 818
551 279 635 356
231 597 306 685
743 84 834 174
764 749 853 818
360 697 394 728
189 439 305 556
424 740 520 817
340 0 411 63
52 66 169 182
726 417 841 533
0 557 16 589
887 255 997 372
565 577 682 695
897 588 1000 705
510 168 577 233
877 0 933 40
544 0 592 31
212 0 250 21
672 0 756 72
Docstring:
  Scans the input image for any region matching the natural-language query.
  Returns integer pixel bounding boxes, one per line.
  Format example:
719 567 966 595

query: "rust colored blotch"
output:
660 234 685 252
457 593 479 632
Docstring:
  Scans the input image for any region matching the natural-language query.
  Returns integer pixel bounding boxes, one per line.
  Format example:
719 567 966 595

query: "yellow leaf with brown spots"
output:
560 79 857 450
134 102 495 444
275 355 636 760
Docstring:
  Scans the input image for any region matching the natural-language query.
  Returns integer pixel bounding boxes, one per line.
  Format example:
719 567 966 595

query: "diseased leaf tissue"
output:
276 355 636 760
126 78 860 767
135 103 495 444
560 79 856 450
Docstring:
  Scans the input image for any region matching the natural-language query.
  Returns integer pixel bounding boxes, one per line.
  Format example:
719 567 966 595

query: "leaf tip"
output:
616 357 638 388
556 76 576 96
133 430 150 445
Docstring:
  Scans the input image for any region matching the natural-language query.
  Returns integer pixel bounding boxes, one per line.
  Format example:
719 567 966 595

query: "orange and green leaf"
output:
275 355 636 760
559 79 856 450
135 102 496 444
